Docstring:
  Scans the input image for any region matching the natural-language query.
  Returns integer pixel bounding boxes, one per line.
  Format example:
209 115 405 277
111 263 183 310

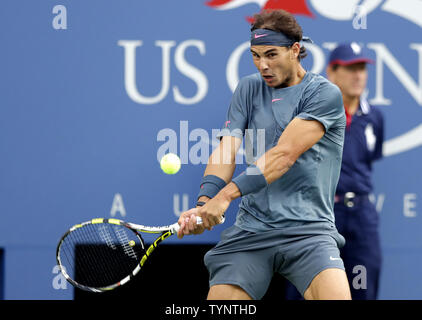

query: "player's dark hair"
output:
251 9 307 61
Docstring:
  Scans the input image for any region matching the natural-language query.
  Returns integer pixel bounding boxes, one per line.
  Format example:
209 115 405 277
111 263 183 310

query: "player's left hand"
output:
197 193 230 229
177 208 205 239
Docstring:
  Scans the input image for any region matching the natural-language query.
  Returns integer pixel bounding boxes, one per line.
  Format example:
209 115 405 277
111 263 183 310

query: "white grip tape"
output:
197 216 226 225
173 215 225 233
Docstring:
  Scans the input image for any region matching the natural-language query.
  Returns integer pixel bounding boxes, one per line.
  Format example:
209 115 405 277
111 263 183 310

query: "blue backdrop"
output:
0 0 421 299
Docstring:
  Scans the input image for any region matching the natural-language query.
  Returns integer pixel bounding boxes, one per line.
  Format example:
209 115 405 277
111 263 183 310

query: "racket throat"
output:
139 230 172 267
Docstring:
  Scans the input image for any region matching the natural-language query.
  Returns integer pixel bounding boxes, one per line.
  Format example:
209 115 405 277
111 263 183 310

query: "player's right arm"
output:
177 135 242 238
177 75 251 238
197 135 242 202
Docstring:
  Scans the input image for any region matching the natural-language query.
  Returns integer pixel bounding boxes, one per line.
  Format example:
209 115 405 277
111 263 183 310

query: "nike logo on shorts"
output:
330 256 342 261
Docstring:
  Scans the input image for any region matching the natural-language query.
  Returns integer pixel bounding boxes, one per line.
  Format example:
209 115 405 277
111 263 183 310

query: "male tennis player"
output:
177 10 351 300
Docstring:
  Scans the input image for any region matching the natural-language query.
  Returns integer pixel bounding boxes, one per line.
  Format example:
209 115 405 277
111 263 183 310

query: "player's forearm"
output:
203 162 236 184
255 144 296 185
217 145 295 203
231 118 324 197
215 181 242 202
197 164 235 204
203 136 239 182
197 136 239 203
201 139 299 207
197 156 236 203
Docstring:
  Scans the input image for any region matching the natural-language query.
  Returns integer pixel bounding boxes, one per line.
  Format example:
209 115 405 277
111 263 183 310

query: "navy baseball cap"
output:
328 42 374 66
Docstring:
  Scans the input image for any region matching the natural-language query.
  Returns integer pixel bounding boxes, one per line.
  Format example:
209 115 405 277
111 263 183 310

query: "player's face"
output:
251 45 296 88
329 63 368 98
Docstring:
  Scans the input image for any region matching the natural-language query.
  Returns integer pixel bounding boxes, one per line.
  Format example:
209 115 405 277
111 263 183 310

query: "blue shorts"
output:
204 222 346 299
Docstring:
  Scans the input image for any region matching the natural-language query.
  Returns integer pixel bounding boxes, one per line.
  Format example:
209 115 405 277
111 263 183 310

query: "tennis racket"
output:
56 216 211 292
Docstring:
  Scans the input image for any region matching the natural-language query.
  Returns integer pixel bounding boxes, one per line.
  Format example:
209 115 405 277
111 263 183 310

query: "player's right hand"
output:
177 208 206 239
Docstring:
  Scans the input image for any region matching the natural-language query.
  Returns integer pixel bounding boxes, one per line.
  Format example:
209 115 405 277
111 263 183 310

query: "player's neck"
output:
343 95 360 115
289 64 307 87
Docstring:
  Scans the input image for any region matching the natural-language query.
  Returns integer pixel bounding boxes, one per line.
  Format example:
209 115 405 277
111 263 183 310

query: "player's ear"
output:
290 43 300 61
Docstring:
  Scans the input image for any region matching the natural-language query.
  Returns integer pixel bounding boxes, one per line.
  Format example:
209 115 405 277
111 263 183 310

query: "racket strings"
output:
61 226 106 287
83 224 139 287
58 223 145 289
77 225 116 287
81 224 142 287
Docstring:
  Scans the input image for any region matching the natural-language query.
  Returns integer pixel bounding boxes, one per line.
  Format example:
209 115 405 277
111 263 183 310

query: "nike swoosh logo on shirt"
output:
272 98 283 102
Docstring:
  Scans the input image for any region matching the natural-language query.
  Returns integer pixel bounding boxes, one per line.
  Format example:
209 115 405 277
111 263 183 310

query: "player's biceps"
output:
277 119 324 159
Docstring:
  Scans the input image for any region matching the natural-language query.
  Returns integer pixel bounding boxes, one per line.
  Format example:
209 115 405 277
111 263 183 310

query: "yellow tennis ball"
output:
128 240 135 247
160 153 181 175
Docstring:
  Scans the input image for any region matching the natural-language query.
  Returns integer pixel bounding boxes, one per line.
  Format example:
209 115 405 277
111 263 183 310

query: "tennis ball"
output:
160 153 181 175
128 240 136 247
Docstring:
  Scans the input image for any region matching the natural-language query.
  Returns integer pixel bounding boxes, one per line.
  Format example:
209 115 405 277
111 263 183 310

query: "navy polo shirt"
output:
336 99 384 195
